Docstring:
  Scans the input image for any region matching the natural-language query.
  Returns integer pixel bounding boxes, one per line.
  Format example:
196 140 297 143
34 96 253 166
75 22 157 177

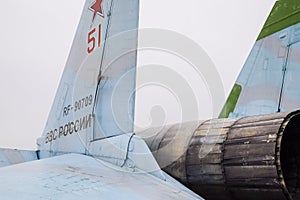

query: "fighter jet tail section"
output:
35 0 165 176
220 0 300 118
142 110 300 200
0 1 205 199
138 1 300 199
38 0 139 156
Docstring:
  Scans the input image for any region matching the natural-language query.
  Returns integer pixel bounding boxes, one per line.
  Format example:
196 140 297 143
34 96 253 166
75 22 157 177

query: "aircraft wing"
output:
0 153 202 200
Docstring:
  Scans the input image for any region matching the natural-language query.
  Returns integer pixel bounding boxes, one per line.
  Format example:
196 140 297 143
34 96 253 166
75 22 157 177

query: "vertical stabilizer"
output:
38 0 140 155
220 0 300 118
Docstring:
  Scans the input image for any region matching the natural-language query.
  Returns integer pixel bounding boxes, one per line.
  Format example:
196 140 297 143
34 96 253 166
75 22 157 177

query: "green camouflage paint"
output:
258 0 300 40
219 84 242 118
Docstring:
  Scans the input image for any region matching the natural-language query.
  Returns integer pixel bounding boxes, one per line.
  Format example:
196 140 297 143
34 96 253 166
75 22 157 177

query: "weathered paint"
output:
223 1 300 118
258 0 300 40
0 154 202 200
227 22 300 118
141 110 300 200
38 0 140 165
23 0 203 199
219 84 242 118
0 148 38 167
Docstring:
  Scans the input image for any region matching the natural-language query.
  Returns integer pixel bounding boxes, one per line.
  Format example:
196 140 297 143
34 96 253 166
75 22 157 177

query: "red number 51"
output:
87 24 102 54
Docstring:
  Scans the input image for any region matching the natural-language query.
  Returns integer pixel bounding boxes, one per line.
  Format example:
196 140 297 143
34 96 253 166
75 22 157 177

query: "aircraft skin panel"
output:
39 0 111 155
3 0 300 199
229 32 285 117
225 21 300 118
94 0 139 139
281 41 300 110
0 154 202 200
39 0 139 156
258 0 300 40
0 148 37 167
29 0 202 197
220 1 300 118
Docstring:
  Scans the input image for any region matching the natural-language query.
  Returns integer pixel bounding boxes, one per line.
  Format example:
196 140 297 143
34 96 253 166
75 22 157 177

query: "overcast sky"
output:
0 0 275 150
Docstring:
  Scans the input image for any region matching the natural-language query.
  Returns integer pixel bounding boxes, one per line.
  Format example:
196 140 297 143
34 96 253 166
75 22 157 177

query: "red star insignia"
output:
89 0 105 24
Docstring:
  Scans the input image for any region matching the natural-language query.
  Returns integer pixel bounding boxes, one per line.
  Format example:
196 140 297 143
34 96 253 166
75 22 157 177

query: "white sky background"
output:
0 0 275 150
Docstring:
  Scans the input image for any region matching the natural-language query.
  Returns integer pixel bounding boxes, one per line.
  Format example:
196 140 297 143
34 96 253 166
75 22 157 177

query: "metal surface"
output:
0 1 204 199
33 0 160 180
0 148 38 167
220 1 300 118
0 154 202 200
222 22 300 118
141 110 300 200
3 1 300 200
39 0 139 156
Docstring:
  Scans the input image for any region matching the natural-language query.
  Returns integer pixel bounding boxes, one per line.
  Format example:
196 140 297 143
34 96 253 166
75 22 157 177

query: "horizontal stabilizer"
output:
0 148 38 167
0 154 202 200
